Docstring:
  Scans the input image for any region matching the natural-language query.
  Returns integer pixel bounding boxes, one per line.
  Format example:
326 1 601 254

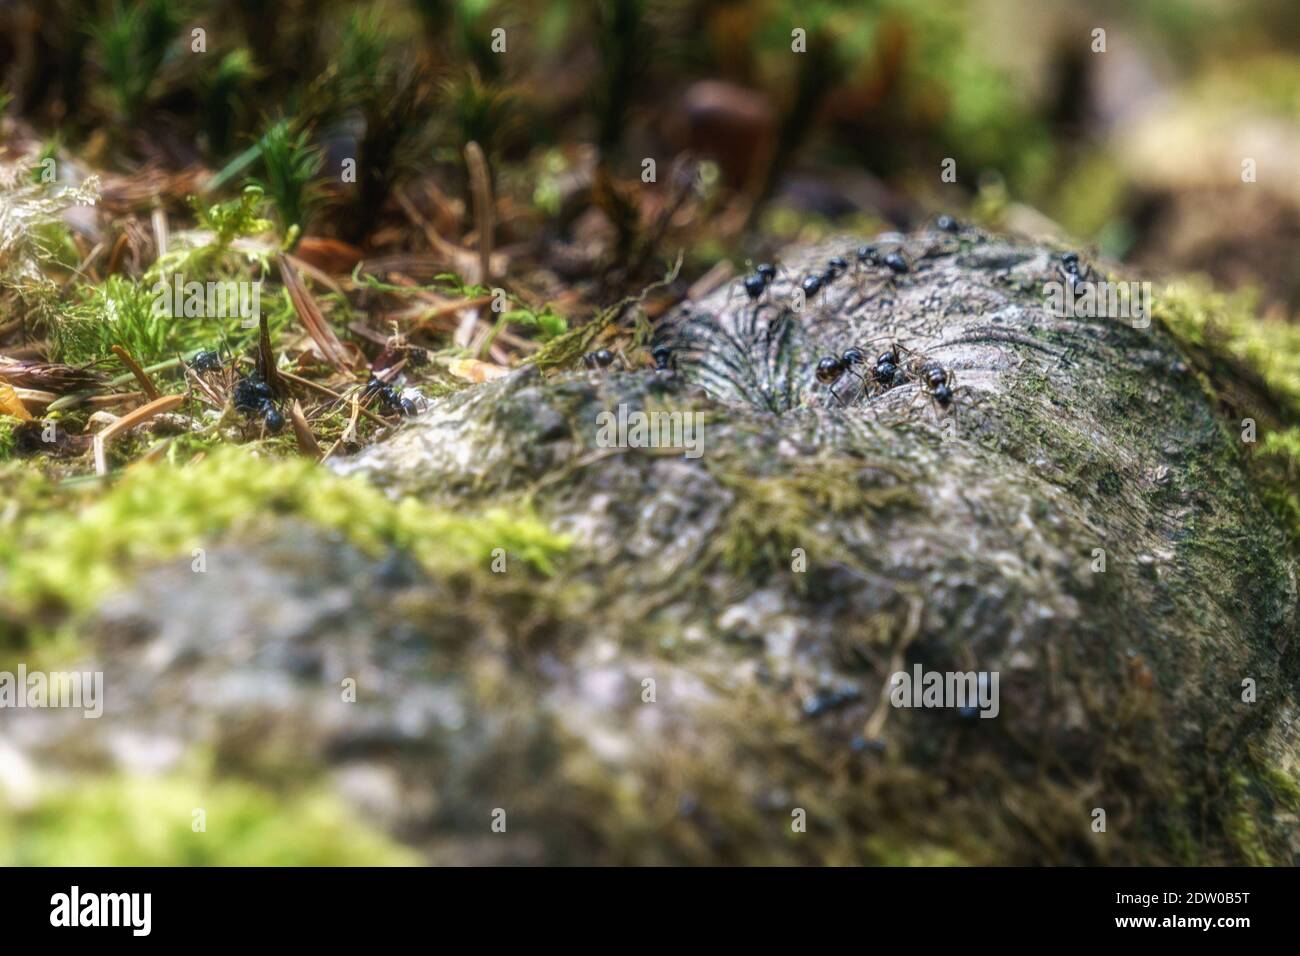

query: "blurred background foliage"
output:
2 0 1300 310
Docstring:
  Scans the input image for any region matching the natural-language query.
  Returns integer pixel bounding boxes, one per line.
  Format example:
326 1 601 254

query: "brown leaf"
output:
258 310 284 397
0 383 32 420
445 358 509 383
294 236 366 275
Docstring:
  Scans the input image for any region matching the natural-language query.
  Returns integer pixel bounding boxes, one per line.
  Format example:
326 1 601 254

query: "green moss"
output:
1223 771 1288 867
0 771 417 866
1155 281 1300 416
49 276 171 366
0 417 17 461
1154 282 1300 550
0 447 570 620
711 458 916 581
1257 427 1300 535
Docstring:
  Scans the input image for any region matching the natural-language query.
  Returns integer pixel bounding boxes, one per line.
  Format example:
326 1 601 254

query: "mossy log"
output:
11 229 1298 865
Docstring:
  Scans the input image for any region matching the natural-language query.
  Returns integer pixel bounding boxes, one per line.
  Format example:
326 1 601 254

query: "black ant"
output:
732 262 779 305
652 344 674 372
914 359 956 414
1058 251 1089 293
883 251 910 275
815 348 867 405
363 374 418 416
856 245 879 270
871 342 913 389
743 274 768 301
233 374 284 432
190 349 223 373
583 348 616 369
935 215 960 233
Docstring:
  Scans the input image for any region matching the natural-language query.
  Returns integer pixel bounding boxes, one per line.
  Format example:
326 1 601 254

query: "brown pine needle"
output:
277 253 353 371
93 394 185 476
289 399 321 460
464 141 494 285
110 346 161 400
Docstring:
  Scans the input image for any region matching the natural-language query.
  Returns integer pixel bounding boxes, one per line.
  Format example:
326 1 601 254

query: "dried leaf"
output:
294 236 365 275
445 358 509 383
0 382 32 420
258 310 285 397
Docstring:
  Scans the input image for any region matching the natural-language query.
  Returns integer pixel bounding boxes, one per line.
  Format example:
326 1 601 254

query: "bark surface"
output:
19 228 1299 864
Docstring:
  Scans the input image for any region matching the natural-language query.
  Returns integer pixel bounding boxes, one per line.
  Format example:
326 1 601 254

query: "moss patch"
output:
1154 281 1300 551
0 447 570 632
0 771 417 866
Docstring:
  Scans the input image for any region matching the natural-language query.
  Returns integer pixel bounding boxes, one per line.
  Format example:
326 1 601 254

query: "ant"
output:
233 374 284 432
363 374 418 417
913 359 956 416
190 349 223 374
652 344 674 372
737 262 785 334
1058 251 1090 293
728 261 779 307
583 348 616 369
935 215 960 233
871 342 914 390
815 348 868 405
747 262 778 298
883 251 910 275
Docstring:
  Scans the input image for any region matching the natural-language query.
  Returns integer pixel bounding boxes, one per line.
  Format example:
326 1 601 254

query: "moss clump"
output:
1154 280 1300 414
48 275 171 366
711 458 916 581
0 447 570 621
0 417 17 461
1154 281 1300 551
1256 427 1300 543
0 771 417 866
